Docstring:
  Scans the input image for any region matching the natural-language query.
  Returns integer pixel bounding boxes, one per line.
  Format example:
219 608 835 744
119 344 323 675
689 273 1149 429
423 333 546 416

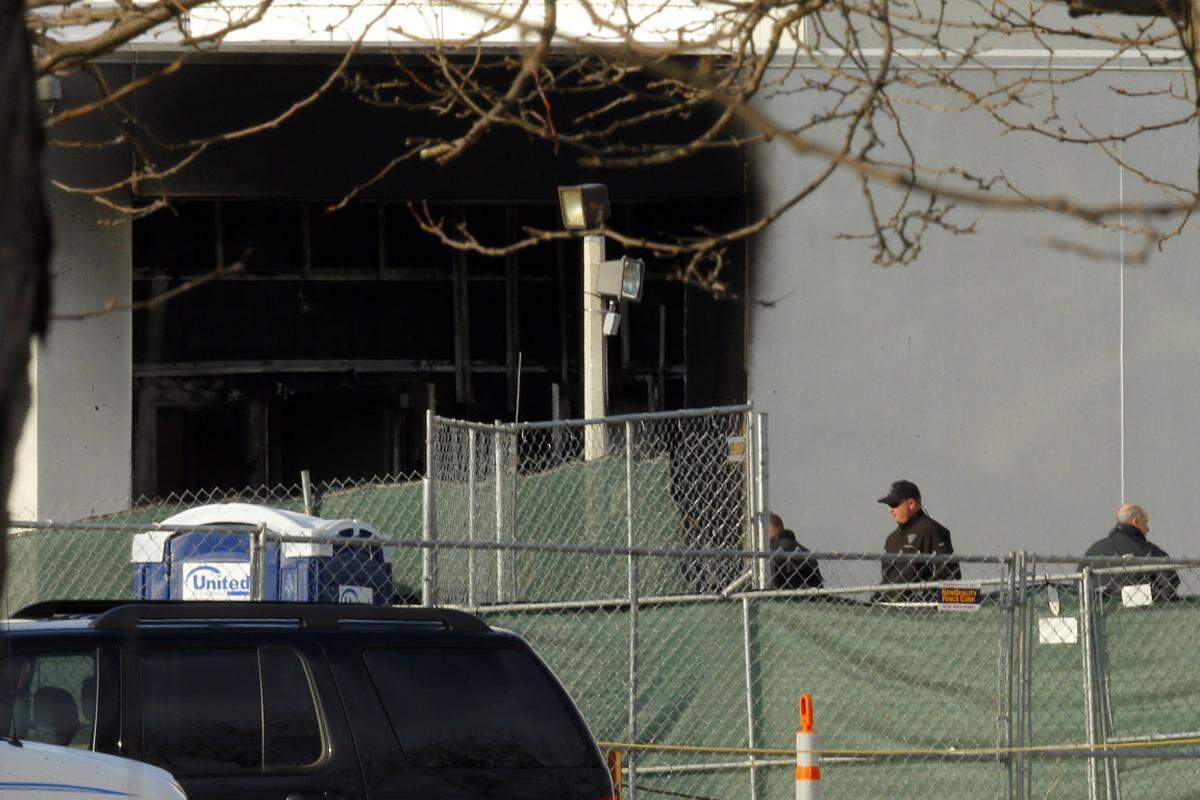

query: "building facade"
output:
13 6 1200 563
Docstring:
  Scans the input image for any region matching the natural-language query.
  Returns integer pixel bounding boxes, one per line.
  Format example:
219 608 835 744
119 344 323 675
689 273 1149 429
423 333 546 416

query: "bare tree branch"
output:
53 259 247 321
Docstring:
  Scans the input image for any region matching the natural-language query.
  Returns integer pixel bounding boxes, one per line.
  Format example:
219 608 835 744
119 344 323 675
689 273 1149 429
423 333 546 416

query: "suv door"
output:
124 631 364 800
325 633 610 800
0 643 116 753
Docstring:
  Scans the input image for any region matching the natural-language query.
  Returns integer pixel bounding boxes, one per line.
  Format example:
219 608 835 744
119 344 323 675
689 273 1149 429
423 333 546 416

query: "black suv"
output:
1 601 614 800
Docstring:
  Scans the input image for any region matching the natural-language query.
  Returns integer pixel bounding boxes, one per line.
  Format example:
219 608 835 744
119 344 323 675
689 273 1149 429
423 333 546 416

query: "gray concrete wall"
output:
34 188 133 518
7 191 132 520
6 75 132 520
749 65 1199 559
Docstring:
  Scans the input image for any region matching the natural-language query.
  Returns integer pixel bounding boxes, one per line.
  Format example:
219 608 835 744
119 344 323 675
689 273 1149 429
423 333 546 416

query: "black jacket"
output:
879 509 961 601
1083 524 1178 601
770 530 824 590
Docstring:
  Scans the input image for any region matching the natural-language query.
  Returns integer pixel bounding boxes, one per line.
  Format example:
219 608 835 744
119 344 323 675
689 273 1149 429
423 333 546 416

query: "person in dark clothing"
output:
877 480 960 602
1083 504 1178 601
769 513 824 590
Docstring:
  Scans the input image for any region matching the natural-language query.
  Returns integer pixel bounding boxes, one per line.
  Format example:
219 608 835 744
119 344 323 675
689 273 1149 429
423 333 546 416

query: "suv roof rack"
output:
14 600 131 618
14 600 489 633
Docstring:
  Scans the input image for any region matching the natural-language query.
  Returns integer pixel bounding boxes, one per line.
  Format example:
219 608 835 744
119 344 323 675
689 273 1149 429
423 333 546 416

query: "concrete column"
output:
6 188 132 520
8 353 38 517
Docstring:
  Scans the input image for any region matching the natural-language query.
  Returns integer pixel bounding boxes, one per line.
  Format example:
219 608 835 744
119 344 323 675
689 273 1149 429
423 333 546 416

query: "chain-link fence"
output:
5 406 763 614
425 405 767 606
7 515 1200 799
1008 554 1200 800
4 472 425 611
7 404 1200 798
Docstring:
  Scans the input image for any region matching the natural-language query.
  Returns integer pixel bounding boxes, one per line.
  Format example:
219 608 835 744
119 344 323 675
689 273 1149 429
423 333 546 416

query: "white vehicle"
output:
0 739 187 799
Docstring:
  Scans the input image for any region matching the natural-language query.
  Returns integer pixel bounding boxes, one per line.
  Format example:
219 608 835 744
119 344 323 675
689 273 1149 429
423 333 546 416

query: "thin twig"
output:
53 260 246 322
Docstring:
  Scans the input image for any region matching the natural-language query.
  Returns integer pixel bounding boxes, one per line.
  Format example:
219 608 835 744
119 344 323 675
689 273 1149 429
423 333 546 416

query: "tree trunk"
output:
0 0 52 601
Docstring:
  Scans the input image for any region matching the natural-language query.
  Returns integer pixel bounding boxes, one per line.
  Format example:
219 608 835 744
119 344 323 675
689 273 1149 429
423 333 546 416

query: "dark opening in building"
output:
129 60 747 496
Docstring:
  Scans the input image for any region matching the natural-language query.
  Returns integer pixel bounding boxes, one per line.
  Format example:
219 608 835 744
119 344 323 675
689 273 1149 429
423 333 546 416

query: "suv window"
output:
142 647 324 775
0 650 97 749
363 648 593 769
262 648 324 767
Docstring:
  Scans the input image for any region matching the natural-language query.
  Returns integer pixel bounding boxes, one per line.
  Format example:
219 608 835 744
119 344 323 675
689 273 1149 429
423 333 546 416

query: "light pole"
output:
581 233 607 458
558 185 646 460
559 184 611 460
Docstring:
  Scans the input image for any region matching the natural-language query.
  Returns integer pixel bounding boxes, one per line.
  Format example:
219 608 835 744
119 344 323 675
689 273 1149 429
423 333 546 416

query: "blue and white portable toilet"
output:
132 503 394 605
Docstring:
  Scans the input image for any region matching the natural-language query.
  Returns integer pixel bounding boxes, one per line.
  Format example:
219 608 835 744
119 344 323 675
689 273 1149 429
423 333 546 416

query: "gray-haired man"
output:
1084 503 1179 601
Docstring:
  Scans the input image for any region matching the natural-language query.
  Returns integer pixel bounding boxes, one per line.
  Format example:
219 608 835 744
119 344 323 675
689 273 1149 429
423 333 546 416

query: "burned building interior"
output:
123 57 748 496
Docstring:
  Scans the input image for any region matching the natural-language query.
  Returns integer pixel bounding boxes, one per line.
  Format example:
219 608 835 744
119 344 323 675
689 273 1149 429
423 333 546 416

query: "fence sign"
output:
1038 615 1078 644
1121 583 1153 607
937 581 982 612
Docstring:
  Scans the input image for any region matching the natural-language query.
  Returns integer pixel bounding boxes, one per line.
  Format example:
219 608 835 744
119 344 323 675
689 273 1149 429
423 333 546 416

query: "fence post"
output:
248 525 260 601
1020 551 1034 800
625 421 636 554
251 523 268 601
468 428 477 608
745 411 758 588
1093 597 1121 799
753 412 769 591
742 595 759 800
300 470 314 516
423 410 437 608
627 550 639 800
1003 553 1017 800
624 422 639 800
495 421 512 603
1080 568 1099 800
625 420 638 800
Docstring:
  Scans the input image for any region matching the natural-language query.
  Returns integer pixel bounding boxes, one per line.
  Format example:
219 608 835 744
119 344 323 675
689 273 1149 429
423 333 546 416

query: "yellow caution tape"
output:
597 737 1200 758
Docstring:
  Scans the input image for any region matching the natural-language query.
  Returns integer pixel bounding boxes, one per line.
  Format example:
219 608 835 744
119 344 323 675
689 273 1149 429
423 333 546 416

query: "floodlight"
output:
596 256 645 303
558 184 610 230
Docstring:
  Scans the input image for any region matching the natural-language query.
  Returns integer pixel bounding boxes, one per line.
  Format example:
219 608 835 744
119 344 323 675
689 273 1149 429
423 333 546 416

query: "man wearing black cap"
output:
877 480 960 601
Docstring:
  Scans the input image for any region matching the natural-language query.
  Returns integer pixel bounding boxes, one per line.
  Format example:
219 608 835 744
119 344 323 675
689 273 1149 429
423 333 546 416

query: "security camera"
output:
603 301 621 337
36 75 62 114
